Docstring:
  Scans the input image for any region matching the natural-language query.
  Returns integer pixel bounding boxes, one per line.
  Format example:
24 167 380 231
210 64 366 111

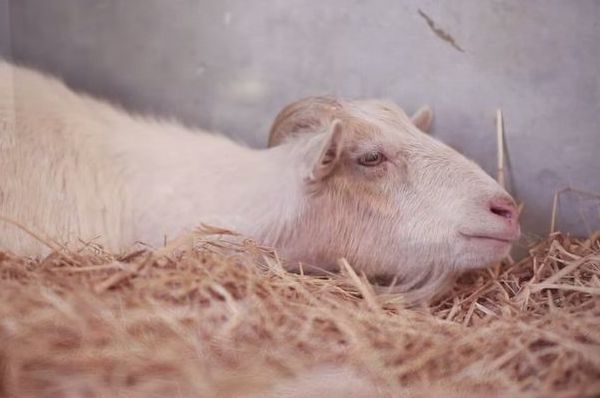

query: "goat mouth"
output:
459 233 515 244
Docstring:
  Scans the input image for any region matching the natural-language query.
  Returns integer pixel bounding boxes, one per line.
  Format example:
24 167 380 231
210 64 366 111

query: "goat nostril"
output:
490 206 513 219
489 198 517 220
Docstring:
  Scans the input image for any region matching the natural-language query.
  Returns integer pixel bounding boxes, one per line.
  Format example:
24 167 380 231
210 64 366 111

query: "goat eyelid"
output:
357 151 386 167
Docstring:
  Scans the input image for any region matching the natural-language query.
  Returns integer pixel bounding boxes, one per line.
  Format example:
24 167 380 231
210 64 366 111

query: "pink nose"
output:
489 196 519 224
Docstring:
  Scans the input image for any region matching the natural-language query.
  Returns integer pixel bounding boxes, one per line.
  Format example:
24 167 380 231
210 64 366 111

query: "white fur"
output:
0 62 304 254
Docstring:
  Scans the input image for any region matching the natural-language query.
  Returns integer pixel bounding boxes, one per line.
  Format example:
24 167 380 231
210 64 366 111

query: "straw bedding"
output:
0 228 599 398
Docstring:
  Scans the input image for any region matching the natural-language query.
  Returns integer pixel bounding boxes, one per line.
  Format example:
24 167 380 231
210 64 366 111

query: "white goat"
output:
0 62 519 299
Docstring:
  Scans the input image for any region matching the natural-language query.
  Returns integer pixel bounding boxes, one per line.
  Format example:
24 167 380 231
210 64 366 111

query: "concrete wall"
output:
2 0 599 241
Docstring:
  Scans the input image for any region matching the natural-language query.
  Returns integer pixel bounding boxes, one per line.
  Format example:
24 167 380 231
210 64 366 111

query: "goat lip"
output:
459 232 516 244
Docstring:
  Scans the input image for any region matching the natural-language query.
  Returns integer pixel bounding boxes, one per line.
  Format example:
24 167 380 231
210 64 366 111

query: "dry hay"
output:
0 229 599 398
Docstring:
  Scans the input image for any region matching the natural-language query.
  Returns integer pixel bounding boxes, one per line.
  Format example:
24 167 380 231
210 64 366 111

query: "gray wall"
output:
2 0 599 242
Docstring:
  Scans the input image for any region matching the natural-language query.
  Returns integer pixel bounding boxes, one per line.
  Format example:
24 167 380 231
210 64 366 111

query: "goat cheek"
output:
364 163 388 179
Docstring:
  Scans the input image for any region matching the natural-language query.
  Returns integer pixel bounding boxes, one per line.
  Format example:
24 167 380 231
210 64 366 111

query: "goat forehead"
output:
342 103 463 162
351 99 406 115
343 116 414 146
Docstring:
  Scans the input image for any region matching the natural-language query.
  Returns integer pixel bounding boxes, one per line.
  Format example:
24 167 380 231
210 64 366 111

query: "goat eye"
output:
358 151 385 166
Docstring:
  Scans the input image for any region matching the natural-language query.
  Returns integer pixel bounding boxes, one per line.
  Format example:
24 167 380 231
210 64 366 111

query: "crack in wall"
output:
418 9 465 53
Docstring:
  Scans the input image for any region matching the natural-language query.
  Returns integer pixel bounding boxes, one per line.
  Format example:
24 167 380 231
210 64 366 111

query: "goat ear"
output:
308 120 345 181
269 96 342 147
411 105 433 133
